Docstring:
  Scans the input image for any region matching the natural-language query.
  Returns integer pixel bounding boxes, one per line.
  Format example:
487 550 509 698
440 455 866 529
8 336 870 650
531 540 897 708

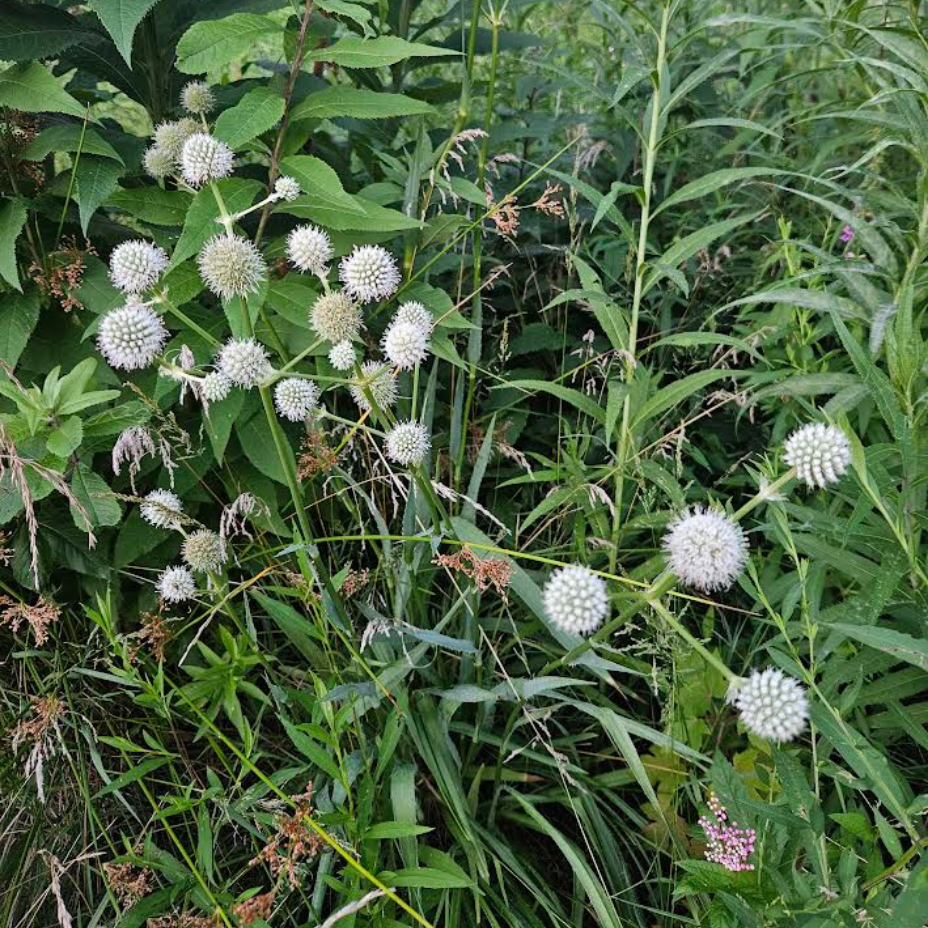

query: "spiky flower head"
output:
143 145 175 179
392 301 433 332
274 175 301 202
783 423 851 489
385 420 431 466
287 224 333 275
729 668 808 743
274 378 318 421
542 565 609 636
339 245 400 303
140 489 184 529
349 360 397 412
180 132 234 187
181 81 215 115
310 291 361 343
152 118 198 159
382 320 430 370
198 234 266 301
109 240 169 294
182 529 227 573
200 371 232 404
328 340 356 371
98 302 168 370
217 338 273 388
157 565 196 603
663 507 747 592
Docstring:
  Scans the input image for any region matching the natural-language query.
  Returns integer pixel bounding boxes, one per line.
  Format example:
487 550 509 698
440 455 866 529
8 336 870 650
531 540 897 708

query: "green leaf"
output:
386 867 473 890
0 2 89 61
70 464 122 531
277 155 367 227
87 0 162 65
304 35 456 68
632 370 743 428
363 821 433 840
203 389 246 463
655 168 787 215
0 199 28 291
107 187 191 226
829 623 928 671
214 86 285 150
168 178 262 270
291 85 434 122
315 0 373 30
0 290 40 367
176 13 280 74
47 416 83 458
491 379 606 423
75 156 124 233
729 286 867 321
22 125 123 163
0 61 86 119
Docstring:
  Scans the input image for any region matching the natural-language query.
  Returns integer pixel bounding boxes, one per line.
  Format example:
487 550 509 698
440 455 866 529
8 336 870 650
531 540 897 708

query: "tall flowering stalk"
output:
698 794 756 872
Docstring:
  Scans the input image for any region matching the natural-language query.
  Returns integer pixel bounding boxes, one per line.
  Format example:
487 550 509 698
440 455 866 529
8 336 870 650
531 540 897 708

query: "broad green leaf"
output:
176 13 280 74
655 168 787 215
277 155 367 228
633 369 743 428
304 35 456 68
0 2 89 61
729 287 867 321
168 178 262 270
87 0 162 65
0 290 40 367
291 86 434 122
75 156 124 233
315 0 372 29
0 199 27 291
386 867 473 890
363 821 433 840
70 463 122 530
22 125 124 164
829 624 928 671
493 379 606 424
0 61 86 119
47 416 83 458
108 187 191 226
214 86 284 150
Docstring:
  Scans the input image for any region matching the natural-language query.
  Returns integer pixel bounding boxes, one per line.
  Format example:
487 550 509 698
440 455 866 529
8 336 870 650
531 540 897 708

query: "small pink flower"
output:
839 224 855 244
698 793 756 872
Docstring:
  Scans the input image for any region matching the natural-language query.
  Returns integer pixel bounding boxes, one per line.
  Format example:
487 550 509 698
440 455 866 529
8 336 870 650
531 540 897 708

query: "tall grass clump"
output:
1 1 926 927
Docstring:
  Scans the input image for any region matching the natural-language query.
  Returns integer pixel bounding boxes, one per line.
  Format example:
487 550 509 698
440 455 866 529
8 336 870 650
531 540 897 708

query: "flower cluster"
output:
698 794 756 872
730 667 809 743
542 565 609 636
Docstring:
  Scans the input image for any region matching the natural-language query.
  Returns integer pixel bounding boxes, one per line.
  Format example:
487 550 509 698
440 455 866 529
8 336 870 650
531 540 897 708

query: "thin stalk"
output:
608 3 671 573
648 595 736 683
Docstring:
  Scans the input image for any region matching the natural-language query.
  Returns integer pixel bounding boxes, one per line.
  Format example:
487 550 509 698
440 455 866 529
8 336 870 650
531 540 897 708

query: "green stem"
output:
648 595 736 683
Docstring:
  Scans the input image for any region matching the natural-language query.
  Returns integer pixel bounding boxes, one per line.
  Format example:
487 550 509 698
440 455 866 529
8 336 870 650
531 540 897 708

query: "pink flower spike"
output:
698 793 756 872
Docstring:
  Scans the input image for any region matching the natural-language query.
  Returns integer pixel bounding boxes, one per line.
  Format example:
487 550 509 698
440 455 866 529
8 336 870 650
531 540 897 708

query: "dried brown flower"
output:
250 782 323 889
30 236 97 312
435 546 513 599
530 183 565 218
0 595 60 646
296 431 338 481
341 567 370 598
137 613 173 661
104 860 153 908
231 890 276 926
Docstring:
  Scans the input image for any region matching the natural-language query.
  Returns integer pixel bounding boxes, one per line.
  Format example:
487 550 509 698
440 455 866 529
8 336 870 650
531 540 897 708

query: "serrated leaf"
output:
214 86 284 150
47 416 83 458
0 290 40 367
75 156 124 233
0 2 90 61
108 187 191 226
291 85 434 122
0 199 27 291
305 35 456 68
22 125 123 163
277 155 367 228
88 0 162 65
0 61 86 119
176 13 280 74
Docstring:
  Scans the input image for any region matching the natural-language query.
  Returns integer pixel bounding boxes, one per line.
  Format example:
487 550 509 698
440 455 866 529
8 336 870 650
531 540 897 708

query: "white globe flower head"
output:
328 340 356 371
217 338 273 388
542 565 609 636
157 565 196 603
663 506 748 592
274 377 319 421
181 80 215 115
349 360 397 412
287 224 333 275
200 371 232 404
198 234 266 301
730 667 808 743
140 489 184 529
385 420 431 466
339 245 401 303
109 240 169 294
310 291 361 343
97 302 169 371
182 529 227 573
153 118 197 159
274 175 301 202
143 145 174 179
784 422 851 489
392 301 433 332
382 320 430 371
181 132 234 187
